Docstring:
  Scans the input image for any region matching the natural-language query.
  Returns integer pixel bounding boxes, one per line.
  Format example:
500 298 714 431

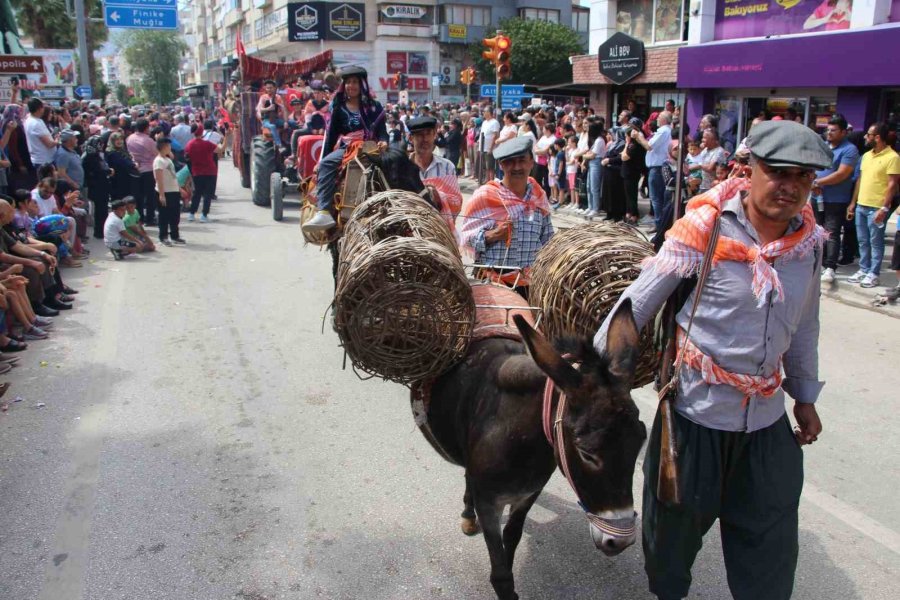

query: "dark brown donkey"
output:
418 301 648 600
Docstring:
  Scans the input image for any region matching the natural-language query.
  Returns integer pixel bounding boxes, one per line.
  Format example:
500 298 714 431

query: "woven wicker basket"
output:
530 222 658 388
333 190 475 384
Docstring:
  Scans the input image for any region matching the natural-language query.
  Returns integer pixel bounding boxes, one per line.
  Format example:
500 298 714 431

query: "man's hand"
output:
109 168 115 177
846 203 856 220
64 190 80 204
7 263 23 274
485 221 512 245
31 259 46 274
45 254 57 268
793 402 822 445
158 193 167 207
874 208 888 225
377 141 388 153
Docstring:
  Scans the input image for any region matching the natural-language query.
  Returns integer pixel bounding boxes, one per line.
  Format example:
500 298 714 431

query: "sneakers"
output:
302 210 336 232
172 238 187 245
34 316 54 328
188 213 195 222
820 267 836 284
24 326 49 340
110 248 124 260
585 210 598 218
160 239 173 246
200 215 209 223
860 273 880 288
846 269 866 284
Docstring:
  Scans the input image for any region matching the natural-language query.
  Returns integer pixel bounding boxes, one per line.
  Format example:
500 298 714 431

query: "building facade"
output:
179 0 590 105
575 0 900 150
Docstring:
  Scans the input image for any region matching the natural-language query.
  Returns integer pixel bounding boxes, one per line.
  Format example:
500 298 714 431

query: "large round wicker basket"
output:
530 222 658 388
333 190 475 384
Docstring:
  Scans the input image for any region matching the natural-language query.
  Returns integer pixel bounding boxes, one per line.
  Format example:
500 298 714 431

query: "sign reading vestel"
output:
597 32 645 86
287 2 365 42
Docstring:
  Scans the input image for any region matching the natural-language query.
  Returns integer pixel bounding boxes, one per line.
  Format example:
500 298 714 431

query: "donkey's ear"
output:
513 315 582 391
605 299 640 387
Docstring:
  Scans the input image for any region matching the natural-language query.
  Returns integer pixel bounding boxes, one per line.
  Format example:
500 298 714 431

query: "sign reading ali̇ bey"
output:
0 55 44 74
597 32 645 85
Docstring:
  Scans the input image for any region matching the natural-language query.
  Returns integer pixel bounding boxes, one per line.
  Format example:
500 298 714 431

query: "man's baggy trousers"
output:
642 411 803 600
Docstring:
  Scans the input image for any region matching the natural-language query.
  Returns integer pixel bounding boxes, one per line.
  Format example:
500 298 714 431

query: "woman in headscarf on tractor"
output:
302 66 388 233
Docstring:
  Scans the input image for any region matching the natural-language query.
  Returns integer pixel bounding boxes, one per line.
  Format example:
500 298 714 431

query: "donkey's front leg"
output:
474 494 518 600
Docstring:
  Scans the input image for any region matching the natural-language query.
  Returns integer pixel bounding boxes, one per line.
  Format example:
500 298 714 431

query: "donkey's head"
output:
514 300 647 556
365 147 439 209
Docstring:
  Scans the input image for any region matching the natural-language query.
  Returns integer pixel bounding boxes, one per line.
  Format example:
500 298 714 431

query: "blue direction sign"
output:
75 85 93 98
479 84 531 110
105 0 178 30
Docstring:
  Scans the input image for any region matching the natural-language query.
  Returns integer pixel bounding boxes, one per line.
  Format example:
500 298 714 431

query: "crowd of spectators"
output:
0 94 228 374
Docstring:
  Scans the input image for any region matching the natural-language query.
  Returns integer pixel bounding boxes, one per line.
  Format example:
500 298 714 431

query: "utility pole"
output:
74 0 91 90
494 30 503 116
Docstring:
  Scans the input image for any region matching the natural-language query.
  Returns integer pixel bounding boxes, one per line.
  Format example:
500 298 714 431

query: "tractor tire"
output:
251 136 274 207
240 150 251 188
271 173 284 221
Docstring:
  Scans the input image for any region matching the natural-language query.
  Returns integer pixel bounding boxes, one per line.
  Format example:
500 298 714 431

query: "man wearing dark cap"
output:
595 120 832 600
459 136 553 296
407 116 463 237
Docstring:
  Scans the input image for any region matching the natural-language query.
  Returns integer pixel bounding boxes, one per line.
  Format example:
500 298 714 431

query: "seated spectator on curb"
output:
30 177 84 265
122 197 155 252
0 199 71 317
104 199 144 260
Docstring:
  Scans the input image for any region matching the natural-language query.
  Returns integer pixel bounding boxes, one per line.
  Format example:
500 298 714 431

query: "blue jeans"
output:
316 147 346 212
855 205 885 276
587 158 602 213
263 117 285 146
648 166 667 231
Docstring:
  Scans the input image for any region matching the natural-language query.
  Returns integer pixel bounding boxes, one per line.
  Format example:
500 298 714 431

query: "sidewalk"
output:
457 176 900 318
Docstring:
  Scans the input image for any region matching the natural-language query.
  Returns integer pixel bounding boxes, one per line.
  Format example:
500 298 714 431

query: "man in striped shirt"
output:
407 116 463 238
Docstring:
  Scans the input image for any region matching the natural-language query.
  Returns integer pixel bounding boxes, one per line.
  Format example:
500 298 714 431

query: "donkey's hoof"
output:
461 517 481 536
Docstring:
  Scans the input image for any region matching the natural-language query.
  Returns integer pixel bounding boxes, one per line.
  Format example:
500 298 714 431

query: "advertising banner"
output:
386 51 407 73
715 0 853 40
288 2 366 42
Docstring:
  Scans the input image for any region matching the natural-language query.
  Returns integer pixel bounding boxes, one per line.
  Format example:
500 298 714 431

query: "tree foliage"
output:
10 0 108 88
118 30 187 105
469 17 583 87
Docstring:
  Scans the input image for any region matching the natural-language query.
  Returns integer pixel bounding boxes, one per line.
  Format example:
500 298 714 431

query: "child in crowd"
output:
548 139 560 206
553 138 568 207
685 140 704 196
103 199 144 260
122 197 155 252
712 162 730 187
565 135 579 208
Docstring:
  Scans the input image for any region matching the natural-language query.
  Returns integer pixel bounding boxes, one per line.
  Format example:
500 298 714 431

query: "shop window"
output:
572 8 589 32
443 5 491 26
616 0 689 45
809 97 838 131
520 8 560 24
651 91 684 110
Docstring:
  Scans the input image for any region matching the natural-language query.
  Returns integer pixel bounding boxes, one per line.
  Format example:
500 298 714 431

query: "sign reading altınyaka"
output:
597 32 644 85
287 2 365 42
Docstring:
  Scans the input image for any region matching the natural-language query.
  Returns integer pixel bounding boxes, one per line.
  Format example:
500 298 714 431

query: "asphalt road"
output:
1 163 897 600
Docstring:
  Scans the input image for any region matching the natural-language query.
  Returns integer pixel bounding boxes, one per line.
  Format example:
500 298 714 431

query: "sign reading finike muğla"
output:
598 32 645 85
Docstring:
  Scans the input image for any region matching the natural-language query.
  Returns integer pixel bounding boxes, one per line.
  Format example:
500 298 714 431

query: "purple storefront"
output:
676 0 900 154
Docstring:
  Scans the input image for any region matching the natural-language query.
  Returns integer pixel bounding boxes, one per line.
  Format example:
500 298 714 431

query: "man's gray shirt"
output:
595 192 822 433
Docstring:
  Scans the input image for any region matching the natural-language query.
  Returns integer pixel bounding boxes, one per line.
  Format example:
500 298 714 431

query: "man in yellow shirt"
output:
846 122 900 288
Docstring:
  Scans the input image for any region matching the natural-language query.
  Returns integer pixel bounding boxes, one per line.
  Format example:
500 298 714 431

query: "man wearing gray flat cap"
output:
459 135 553 298
594 119 832 600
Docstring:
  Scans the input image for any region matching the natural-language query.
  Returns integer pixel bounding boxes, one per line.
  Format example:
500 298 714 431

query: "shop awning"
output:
678 24 900 89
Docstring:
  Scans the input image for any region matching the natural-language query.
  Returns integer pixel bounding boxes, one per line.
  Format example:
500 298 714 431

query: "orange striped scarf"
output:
422 173 463 241
647 178 826 307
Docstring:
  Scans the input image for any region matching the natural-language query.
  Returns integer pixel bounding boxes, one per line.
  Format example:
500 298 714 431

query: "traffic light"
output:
460 67 475 85
482 34 512 80
495 35 512 80
393 72 400 88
